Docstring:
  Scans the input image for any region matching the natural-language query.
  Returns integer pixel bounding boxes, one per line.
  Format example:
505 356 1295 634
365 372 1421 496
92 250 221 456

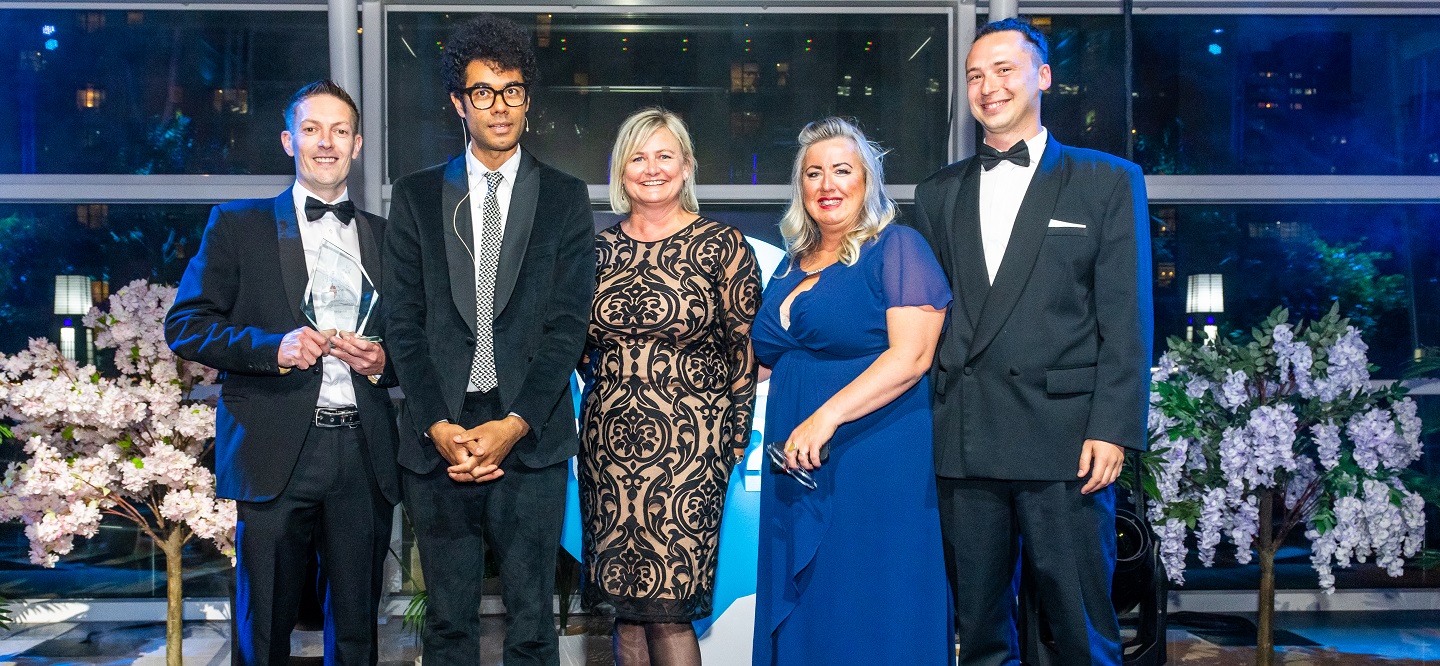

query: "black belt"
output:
314 407 361 428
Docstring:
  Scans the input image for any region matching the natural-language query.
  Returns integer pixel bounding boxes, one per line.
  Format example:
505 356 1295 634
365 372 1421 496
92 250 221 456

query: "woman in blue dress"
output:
752 117 954 665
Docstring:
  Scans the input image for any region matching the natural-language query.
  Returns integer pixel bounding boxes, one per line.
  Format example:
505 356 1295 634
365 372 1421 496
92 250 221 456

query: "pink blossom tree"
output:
0 280 233 666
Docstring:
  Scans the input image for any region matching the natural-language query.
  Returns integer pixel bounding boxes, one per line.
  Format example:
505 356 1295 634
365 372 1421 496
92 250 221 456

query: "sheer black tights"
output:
613 620 701 666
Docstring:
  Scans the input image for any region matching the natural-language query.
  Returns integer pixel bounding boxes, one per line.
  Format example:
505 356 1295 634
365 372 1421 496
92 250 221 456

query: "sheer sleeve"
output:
716 226 762 453
880 224 953 311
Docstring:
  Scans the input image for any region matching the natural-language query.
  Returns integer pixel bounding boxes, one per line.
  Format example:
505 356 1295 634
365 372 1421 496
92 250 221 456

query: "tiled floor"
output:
1 611 1436 664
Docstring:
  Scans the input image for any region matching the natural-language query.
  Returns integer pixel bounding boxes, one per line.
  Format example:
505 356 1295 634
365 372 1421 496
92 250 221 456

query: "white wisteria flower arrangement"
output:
1140 305 1429 665
0 280 232 666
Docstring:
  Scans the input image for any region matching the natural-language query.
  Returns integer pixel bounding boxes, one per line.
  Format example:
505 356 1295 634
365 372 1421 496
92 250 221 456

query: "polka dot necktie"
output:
469 171 504 392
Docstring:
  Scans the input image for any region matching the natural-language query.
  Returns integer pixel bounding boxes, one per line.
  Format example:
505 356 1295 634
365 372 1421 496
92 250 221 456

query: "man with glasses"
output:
382 14 594 665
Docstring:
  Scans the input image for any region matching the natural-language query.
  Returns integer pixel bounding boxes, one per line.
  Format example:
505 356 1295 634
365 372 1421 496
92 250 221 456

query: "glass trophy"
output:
302 239 380 342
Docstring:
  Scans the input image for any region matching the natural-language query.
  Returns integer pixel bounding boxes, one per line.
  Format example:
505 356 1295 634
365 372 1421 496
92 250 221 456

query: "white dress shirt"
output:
978 128 1048 284
464 145 522 392
292 182 360 408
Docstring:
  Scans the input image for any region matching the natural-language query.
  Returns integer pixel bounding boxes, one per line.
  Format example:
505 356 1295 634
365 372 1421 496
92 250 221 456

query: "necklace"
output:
801 250 838 277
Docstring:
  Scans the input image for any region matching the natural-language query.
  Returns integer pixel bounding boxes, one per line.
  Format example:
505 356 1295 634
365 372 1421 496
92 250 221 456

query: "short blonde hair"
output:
780 117 896 267
608 107 699 215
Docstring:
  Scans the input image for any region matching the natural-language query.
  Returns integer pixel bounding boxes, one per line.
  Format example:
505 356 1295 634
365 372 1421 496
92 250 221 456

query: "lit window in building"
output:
213 88 250 114
536 13 552 47
77 11 105 32
76 203 109 229
1158 262 1176 288
76 86 104 110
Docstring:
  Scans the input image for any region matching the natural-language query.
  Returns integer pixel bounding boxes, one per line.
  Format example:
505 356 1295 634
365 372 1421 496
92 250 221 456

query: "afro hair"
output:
441 14 540 95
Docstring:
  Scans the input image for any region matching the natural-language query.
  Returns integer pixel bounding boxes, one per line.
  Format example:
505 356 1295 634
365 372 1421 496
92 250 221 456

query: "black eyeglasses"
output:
460 83 529 110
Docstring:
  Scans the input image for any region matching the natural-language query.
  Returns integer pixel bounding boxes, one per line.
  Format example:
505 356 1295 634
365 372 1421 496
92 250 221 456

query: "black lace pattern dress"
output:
579 216 761 622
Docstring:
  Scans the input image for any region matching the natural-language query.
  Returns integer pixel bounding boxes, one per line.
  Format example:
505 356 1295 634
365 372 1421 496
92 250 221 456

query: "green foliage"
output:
133 112 195 175
1405 347 1440 380
402 589 428 637
1286 239 1407 334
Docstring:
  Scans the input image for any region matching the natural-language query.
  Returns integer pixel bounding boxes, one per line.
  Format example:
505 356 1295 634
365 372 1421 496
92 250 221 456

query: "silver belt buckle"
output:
314 407 359 428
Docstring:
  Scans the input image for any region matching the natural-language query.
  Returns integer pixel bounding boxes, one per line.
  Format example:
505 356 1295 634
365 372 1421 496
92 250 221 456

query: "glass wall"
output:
1028 15 1127 157
0 9 329 175
386 12 952 184
1150 203 1439 376
0 203 211 354
0 2 1436 599
1132 16 1440 176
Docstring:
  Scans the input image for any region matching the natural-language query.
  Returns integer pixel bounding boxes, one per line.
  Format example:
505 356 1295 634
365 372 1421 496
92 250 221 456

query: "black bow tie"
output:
977 141 1031 171
304 197 355 225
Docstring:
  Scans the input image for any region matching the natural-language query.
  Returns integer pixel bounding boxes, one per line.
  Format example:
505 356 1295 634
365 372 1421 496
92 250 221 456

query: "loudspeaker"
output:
1018 485 1168 665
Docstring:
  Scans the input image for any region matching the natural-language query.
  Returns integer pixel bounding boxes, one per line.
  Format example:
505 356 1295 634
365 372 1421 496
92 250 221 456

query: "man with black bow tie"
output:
908 18 1153 666
166 80 399 665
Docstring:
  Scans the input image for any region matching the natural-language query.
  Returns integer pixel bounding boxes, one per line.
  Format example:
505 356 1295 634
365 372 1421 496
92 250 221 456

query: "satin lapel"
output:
951 160 988 333
494 150 539 317
273 189 308 326
966 139 1065 364
354 210 381 337
442 155 478 336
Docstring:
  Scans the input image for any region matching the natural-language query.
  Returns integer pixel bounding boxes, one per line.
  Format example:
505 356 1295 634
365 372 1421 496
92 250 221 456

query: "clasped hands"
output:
278 326 385 376
429 416 529 484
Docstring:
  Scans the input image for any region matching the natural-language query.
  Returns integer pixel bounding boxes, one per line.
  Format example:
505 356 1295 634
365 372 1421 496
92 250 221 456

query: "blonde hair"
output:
608 107 699 215
779 117 896 268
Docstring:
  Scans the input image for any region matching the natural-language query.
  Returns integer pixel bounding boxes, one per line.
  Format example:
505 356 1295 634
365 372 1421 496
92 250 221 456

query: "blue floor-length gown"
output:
752 223 954 665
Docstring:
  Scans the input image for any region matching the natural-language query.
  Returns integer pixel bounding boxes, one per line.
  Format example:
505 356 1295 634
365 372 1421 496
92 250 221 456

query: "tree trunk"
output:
160 528 186 666
1256 492 1276 666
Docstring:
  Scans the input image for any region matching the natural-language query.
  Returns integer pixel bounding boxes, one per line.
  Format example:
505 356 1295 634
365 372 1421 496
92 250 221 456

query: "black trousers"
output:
233 423 393 666
938 477 1121 666
402 389 568 666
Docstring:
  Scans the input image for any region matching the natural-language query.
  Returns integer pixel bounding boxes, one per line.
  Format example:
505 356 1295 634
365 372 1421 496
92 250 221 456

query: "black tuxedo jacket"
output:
909 137 1154 481
383 150 595 473
165 189 401 503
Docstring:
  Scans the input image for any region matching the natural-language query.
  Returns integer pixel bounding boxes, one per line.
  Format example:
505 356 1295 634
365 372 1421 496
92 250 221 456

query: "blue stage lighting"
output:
1208 43 1222 55
45 39 58 51
42 25 56 35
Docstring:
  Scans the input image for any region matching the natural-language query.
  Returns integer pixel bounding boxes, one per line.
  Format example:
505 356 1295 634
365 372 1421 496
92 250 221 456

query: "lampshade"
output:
54 275 93 315
1186 273 1224 314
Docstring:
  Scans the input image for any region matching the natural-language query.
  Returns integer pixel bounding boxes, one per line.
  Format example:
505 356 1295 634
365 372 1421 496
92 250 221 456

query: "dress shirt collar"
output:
465 144 522 192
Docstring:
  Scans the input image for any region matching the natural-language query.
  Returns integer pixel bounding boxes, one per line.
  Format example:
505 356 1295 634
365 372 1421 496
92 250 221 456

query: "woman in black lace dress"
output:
579 107 760 665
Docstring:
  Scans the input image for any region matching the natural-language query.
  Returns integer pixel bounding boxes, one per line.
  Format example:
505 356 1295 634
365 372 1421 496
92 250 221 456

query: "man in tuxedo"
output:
165 80 399 665
908 18 1154 666
382 14 594 665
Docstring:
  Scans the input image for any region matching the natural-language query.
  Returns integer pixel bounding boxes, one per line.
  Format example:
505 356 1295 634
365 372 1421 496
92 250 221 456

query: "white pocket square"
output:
1048 219 1086 229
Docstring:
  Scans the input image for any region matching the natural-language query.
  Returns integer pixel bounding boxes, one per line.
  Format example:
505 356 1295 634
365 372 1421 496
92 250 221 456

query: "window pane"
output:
0 202 232 598
1026 15 1128 158
0 520 232 599
0 203 211 355
387 12 950 184
0 10 329 175
1150 203 1439 377
1134 16 1440 175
